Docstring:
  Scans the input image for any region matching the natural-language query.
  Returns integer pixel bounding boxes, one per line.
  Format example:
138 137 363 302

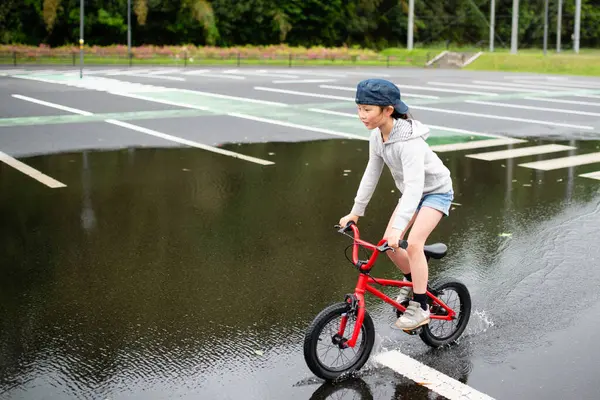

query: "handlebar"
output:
334 221 408 270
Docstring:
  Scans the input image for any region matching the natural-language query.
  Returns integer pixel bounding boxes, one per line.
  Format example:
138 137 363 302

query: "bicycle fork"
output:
337 274 369 349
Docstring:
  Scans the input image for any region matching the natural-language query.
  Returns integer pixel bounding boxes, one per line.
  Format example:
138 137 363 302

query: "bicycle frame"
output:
339 223 457 348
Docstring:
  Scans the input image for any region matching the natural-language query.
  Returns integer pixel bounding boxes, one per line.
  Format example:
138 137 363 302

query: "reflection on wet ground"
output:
1 137 600 399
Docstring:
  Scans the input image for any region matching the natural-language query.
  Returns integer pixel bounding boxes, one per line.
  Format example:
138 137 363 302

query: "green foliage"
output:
1 0 599 49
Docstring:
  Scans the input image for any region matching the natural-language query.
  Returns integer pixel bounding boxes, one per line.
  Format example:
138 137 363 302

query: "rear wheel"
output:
419 277 471 348
303 302 375 381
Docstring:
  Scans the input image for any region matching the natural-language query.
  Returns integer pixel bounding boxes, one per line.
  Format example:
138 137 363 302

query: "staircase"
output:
426 51 483 69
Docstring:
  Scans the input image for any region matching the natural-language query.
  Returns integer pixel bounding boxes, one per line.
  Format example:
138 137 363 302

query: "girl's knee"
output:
406 241 425 257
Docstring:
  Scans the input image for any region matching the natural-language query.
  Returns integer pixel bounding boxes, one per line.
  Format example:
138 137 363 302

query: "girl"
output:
338 78 454 331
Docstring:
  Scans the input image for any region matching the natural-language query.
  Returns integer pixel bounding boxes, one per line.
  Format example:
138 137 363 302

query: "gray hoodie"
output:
350 118 453 232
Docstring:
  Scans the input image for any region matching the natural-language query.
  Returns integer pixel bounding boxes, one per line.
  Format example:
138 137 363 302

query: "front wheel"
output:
303 302 375 381
420 277 472 348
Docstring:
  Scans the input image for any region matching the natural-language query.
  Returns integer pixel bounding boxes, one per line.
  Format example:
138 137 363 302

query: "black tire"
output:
419 277 471 348
303 302 376 381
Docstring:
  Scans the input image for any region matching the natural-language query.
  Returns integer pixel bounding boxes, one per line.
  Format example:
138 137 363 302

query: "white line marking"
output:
466 100 600 117
112 73 186 81
274 79 337 84
519 152 600 170
84 68 129 75
307 108 356 117
375 351 496 400
146 68 181 75
0 151 66 188
255 86 353 101
224 69 300 78
307 108 517 141
0 69 26 76
12 94 271 165
270 69 347 78
105 120 274 165
12 94 93 115
255 86 438 100
322 83 497 97
191 72 246 80
514 79 600 90
411 105 594 130
427 81 546 93
524 97 600 107
574 94 600 100
108 91 211 110
176 88 289 107
181 69 210 75
429 138 527 152
105 69 153 75
472 80 582 92
579 170 600 180
466 144 576 161
105 91 366 141
227 112 368 141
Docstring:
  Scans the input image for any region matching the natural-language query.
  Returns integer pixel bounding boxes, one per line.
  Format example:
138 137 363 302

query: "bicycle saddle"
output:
424 243 447 259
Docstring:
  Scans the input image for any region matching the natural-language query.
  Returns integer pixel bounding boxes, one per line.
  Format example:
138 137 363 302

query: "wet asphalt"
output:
1 66 600 400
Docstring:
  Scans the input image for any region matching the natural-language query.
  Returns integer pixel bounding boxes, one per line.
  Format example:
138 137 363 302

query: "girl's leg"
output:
394 206 443 330
384 204 418 274
405 206 444 294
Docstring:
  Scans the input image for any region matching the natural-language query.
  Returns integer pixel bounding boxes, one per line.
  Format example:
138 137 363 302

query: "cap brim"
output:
395 100 409 114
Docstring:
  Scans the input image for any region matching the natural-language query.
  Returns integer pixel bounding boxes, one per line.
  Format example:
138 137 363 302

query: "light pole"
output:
556 0 562 52
510 0 519 54
407 0 414 50
489 0 495 52
574 0 581 53
127 0 132 59
543 0 549 55
79 0 84 78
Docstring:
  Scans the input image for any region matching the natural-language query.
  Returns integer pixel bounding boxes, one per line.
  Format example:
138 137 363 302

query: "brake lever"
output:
376 241 395 253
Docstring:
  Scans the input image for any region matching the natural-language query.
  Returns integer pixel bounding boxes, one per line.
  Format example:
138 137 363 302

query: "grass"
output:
464 48 600 76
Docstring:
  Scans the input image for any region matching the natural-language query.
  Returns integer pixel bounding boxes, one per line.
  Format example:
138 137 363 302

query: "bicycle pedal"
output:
403 328 421 336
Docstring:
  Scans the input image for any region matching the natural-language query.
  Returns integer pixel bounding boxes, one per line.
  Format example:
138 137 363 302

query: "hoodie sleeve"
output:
350 134 384 217
391 138 427 232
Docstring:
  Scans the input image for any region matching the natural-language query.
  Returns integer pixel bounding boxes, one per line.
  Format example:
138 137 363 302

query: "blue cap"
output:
355 78 409 114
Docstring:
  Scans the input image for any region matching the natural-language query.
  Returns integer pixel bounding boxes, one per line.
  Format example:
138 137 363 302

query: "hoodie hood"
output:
381 118 430 144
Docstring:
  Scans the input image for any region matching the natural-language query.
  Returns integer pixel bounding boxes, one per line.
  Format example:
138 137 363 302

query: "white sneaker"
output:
395 282 413 304
394 301 430 330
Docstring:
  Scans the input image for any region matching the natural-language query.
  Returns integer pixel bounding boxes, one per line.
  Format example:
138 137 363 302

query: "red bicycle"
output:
303 221 472 381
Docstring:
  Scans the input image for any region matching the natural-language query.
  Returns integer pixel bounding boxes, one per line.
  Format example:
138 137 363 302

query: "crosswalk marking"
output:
466 100 600 118
429 138 527 152
320 84 494 97
427 81 546 93
519 152 600 171
466 144 576 161
0 151 67 188
411 105 594 130
524 97 600 107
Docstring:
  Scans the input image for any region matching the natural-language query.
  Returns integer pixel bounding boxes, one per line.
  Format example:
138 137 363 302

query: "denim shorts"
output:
417 190 454 216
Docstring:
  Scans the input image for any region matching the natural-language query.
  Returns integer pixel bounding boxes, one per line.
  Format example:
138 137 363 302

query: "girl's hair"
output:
380 106 413 120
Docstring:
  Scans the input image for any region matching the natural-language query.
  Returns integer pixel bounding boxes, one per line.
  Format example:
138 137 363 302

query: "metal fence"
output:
0 51 434 68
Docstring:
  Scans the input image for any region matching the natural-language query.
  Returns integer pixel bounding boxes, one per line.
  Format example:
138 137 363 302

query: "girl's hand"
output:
339 214 359 228
385 228 403 249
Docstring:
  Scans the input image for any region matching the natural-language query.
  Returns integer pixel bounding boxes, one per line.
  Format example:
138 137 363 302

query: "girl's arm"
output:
350 135 385 217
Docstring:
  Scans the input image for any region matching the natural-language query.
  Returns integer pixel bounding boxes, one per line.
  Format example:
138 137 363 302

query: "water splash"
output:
465 309 495 337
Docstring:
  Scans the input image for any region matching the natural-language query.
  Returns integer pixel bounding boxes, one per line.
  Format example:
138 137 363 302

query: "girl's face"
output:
357 104 393 130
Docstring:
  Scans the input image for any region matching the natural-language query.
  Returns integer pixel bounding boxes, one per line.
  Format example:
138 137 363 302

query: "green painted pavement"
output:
0 109 211 127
